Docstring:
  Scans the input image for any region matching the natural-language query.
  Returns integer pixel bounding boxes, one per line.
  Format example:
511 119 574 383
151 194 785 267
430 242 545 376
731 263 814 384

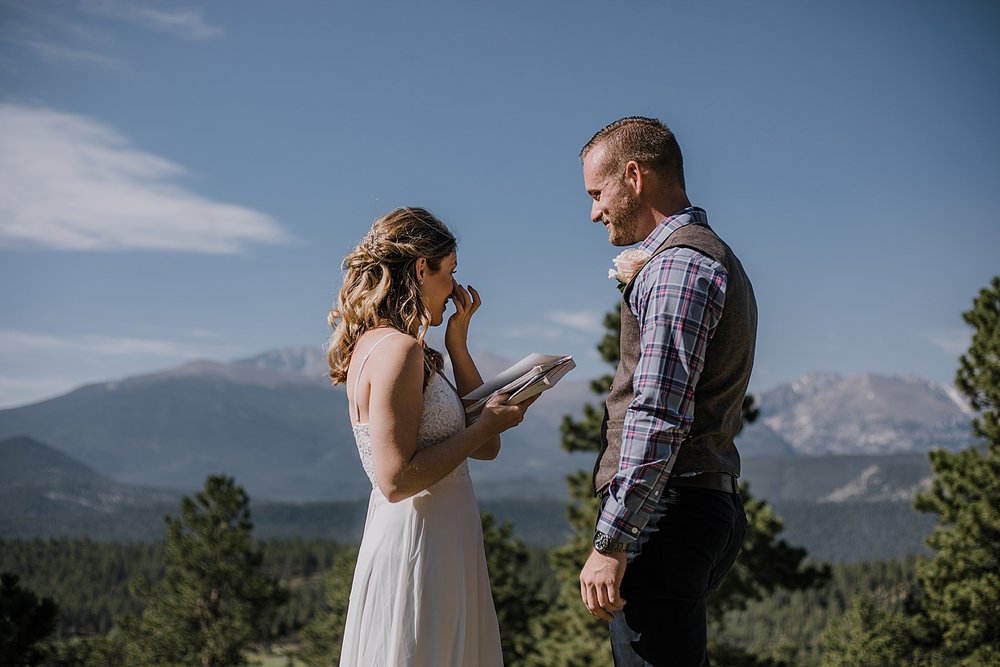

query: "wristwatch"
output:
593 530 629 554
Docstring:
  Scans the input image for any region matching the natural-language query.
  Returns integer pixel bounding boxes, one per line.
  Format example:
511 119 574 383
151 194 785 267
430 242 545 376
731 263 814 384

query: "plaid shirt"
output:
596 207 728 544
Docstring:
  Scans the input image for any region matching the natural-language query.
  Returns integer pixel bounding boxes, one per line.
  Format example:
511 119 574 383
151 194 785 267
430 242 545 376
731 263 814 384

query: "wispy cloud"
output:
19 38 124 68
0 328 242 407
0 329 206 359
926 329 972 357
0 103 291 253
80 0 225 41
548 309 604 334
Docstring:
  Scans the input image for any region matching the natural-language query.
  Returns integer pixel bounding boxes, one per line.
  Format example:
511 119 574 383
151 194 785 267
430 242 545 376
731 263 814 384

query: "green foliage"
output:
0 538 338 642
819 593 935 667
910 276 1000 664
522 469 612 667
0 573 58 666
123 475 288 667
297 547 357 666
821 276 1000 667
480 513 550 665
710 483 829 624
956 275 1000 445
718 558 921 667
41 631 129 667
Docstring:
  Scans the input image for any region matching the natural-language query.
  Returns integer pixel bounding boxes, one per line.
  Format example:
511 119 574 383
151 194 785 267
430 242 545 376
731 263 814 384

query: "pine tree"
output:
122 475 287 667
298 547 357 666
530 304 826 665
911 275 1000 665
481 512 549 665
0 573 58 667
821 276 1000 667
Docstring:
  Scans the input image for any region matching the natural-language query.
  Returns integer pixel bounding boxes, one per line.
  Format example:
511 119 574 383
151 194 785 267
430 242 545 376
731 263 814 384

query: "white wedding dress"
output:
339 334 504 667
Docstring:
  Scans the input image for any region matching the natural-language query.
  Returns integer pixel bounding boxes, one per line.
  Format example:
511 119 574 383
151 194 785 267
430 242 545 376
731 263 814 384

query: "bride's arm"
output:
445 283 502 460
366 336 523 502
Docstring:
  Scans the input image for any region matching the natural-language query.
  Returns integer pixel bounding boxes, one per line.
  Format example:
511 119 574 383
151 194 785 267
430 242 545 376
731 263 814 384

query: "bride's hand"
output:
445 280 480 353
477 393 538 435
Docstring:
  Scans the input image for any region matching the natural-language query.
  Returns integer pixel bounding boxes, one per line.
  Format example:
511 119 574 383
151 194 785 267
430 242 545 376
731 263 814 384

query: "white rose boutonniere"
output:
608 248 653 292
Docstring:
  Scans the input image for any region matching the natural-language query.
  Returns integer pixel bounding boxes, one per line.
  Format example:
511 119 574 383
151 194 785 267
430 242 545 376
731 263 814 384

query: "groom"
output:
578 116 757 666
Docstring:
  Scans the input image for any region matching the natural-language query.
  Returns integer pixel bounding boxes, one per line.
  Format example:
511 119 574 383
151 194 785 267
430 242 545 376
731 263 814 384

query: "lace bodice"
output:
352 372 468 488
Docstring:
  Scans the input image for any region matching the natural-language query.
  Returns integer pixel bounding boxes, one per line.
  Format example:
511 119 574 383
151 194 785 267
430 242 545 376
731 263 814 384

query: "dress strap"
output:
352 332 403 422
436 370 461 398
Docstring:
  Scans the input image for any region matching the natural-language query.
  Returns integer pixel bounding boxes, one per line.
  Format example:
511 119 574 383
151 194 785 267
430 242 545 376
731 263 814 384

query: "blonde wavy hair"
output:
327 207 457 386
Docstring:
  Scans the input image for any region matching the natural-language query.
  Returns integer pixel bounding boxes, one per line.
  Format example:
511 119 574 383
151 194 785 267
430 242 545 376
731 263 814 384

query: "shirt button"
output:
631 527 639 534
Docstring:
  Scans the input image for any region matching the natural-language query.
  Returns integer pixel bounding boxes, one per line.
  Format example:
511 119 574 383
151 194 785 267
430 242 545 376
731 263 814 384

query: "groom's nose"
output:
591 201 603 223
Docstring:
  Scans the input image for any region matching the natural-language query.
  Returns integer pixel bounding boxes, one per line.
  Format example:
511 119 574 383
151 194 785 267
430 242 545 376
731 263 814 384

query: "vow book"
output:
462 353 576 420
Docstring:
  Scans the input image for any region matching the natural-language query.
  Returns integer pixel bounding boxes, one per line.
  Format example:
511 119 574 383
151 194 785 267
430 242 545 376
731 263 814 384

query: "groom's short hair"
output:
580 116 686 190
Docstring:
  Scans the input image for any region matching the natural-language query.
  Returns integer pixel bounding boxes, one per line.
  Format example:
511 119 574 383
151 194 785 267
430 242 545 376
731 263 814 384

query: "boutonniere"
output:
608 248 653 292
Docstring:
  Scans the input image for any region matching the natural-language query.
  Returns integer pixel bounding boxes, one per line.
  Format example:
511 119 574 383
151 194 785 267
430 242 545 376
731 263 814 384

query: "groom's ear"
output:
624 160 643 195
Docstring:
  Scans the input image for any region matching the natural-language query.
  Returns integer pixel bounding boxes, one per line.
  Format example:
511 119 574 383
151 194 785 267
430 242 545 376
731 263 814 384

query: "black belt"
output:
667 472 739 494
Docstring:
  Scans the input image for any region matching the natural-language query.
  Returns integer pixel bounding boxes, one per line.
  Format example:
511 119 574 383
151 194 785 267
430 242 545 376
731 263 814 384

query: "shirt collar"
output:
639 207 709 254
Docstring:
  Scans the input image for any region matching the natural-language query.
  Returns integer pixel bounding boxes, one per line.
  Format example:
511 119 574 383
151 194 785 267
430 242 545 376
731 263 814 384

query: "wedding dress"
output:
339 333 504 667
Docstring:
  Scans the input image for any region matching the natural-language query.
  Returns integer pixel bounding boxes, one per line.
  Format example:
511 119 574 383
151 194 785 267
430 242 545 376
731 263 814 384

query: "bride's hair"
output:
327 207 457 386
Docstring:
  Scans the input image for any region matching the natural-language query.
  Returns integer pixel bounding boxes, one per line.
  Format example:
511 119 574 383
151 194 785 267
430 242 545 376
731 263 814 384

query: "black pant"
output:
609 487 747 667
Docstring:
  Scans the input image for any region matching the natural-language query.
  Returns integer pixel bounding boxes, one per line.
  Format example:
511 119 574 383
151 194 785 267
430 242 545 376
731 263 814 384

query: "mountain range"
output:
0 347 979 561
0 347 977 504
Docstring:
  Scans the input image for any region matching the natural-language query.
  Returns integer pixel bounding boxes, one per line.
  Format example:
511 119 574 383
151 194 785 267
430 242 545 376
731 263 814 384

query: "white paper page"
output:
462 353 568 402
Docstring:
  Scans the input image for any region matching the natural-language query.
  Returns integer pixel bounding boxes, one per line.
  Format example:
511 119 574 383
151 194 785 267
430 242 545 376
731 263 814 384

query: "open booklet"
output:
462 353 576 420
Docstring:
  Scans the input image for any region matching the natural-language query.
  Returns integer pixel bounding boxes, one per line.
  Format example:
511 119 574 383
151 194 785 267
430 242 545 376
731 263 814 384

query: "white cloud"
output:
548 309 604 334
20 38 124 68
928 329 972 357
0 329 205 359
80 0 225 41
0 103 291 253
0 328 246 407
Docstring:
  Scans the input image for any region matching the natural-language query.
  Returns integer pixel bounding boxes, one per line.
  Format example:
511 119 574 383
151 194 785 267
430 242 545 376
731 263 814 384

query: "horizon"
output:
2 1 998 408
0 339 975 413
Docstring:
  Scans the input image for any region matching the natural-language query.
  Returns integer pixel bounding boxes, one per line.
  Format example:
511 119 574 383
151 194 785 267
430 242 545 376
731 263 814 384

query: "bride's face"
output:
419 251 458 326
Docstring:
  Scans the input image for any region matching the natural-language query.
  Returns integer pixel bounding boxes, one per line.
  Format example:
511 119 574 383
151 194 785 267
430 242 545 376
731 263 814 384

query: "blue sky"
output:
1 0 998 408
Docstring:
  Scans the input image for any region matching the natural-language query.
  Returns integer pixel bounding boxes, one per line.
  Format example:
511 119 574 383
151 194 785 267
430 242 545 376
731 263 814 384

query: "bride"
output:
326 207 535 666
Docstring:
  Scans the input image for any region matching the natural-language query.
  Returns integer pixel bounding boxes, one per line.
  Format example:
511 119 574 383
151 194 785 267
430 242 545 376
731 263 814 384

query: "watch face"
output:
594 530 626 553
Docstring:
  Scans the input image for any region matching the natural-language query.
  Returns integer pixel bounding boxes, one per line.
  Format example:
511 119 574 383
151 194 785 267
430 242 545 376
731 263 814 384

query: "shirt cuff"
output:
596 494 647 544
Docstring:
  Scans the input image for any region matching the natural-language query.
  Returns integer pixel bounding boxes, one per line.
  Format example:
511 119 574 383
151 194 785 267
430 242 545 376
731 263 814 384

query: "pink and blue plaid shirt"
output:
596 207 728 544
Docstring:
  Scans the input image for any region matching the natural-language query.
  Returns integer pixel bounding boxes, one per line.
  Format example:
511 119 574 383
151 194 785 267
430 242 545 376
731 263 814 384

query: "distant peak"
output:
234 346 329 382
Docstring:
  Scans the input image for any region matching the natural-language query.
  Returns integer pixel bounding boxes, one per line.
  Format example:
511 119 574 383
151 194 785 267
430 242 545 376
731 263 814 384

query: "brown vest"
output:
593 222 757 495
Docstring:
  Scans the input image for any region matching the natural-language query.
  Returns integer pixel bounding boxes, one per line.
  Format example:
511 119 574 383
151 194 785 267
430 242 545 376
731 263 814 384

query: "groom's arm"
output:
595 248 727 544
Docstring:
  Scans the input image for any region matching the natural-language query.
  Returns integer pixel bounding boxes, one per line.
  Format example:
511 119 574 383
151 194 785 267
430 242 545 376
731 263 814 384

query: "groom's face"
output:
584 146 642 246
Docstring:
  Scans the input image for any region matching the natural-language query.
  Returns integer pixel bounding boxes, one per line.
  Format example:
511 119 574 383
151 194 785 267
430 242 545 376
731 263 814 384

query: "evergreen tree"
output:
122 475 287 667
531 304 826 665
821 276 1000 667
41 632 129 667
0 573 58 667
912 275 1000 665
297 546 357 667
481 512 549 665
819 594 934 667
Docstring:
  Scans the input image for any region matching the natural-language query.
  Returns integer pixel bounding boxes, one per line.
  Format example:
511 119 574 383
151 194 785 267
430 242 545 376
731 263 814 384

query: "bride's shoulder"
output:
354 328 422 366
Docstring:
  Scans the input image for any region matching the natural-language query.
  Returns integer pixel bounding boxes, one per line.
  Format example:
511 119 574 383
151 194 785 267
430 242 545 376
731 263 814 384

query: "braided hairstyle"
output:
327 207 456 387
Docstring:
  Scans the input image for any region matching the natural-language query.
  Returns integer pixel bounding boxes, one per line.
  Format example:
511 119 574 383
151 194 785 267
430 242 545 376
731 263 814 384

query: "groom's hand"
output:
580 549 627 622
